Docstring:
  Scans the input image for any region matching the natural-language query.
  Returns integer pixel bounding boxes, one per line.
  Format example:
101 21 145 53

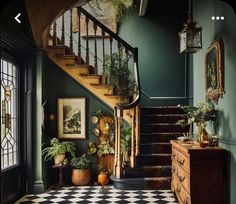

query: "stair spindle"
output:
109 36 113 88
93 23 98 74
77 8 82 64
135 105 140 156
69 9 73 55
85 16 89 64
130 107 136 168
102 30 106 85
53 21 57 46
61 13 65 44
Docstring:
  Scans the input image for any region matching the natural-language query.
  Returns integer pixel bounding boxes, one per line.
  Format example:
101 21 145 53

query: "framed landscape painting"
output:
58 98 86 139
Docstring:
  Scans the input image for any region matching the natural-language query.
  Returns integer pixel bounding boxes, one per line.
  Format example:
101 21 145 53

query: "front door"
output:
1 56 26 203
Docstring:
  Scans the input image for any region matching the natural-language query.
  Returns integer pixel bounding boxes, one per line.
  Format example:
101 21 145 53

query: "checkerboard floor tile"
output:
16 186 179 204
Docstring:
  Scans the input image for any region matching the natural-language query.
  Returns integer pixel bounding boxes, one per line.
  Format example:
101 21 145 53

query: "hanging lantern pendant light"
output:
179 0 202 53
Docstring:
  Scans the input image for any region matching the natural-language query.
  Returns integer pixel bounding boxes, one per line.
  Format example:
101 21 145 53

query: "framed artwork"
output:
205 39 224 103
72 1 117 37
58 98 86 139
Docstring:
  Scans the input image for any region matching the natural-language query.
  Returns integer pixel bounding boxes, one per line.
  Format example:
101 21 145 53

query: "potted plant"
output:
176 102 217 143
121 125 132 165
97 164 111 190
70 154 91 186
42 138 76 165
105 49 135 100
97 141 115 157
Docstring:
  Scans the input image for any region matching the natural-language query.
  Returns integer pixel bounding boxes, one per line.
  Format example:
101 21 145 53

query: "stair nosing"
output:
139 153 171 156
140 142 171 145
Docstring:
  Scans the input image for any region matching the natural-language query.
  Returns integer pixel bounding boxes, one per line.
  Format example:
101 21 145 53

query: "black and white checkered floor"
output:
16 186 178 204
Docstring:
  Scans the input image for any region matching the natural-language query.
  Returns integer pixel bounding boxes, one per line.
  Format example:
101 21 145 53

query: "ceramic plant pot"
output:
72 169 91 186
54 154 65 165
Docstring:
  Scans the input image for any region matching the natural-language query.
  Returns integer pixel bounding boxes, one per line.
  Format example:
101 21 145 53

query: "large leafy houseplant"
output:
42 138 75 165
105 49 135 100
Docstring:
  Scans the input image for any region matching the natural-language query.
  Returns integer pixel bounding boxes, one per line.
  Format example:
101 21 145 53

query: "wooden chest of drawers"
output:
171 140 227 204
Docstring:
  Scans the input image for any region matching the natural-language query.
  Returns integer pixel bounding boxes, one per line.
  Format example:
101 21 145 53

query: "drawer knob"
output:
177 173 185 182
177 157 185 166
177 185 181 193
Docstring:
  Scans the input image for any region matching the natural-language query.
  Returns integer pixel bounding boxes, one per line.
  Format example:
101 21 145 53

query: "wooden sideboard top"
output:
171 140 226 156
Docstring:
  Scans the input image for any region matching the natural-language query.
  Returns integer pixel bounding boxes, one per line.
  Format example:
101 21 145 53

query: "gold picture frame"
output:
58 98 86 139
205 39 225 103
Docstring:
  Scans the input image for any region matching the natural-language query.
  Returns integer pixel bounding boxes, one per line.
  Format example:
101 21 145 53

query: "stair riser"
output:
141 124 189 133
145 179 171 190
84 78 100 85
48 48 65 56
124 166 171 178
141 115 182 124
140 144 171 154
141 108 184 115
58 59 76 65
140 134 180 143
137 155 171 166
111 176 171 190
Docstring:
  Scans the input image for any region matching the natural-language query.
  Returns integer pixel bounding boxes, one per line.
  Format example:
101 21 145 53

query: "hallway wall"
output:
193 0 236 203
118 9 192 106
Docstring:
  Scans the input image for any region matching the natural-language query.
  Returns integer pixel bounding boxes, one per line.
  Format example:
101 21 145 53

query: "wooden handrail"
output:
78 7 134 52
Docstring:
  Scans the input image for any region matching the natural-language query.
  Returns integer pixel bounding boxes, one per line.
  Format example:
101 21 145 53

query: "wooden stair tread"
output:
140 142 171 145
56 54 76 59
139 153 171 156
80 74 102 78
47 45 67 49
144 177 171 180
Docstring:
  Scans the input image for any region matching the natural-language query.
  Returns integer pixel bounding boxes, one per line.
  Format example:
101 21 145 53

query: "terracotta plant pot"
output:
98 172 109 186
54 154 65 165
72 169 91 186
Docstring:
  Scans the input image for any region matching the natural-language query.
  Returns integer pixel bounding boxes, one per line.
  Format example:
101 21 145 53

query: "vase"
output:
197 124 209 142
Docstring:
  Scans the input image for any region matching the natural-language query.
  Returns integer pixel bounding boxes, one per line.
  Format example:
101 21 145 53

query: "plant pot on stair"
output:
70 154 92 186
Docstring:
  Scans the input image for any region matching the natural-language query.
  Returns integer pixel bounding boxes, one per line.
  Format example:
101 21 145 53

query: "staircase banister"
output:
77 6 134 52
115 48 141 111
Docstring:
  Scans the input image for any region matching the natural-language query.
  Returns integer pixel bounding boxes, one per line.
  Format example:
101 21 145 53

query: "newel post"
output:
113 107 123 179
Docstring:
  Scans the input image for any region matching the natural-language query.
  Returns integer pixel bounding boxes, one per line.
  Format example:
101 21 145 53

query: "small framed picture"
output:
205 39 225 103
58 98 86 139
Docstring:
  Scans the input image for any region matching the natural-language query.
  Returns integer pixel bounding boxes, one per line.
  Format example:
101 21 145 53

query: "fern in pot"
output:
70 154 92 186
42 137 75 165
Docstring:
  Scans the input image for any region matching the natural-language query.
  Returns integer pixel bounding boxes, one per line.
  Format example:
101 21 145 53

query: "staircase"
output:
111 106 189 190
46 6 140 124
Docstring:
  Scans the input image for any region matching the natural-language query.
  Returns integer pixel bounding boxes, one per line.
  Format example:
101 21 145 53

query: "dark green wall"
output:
118 10 192 106
193 0 236 203
42 58 113 187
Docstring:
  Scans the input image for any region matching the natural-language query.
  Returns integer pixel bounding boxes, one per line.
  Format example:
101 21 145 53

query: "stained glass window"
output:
1 58 19 170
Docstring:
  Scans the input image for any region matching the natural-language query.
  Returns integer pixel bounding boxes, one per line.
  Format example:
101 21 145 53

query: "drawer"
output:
172 147 190 173
175 162 190 193
172 174 191 204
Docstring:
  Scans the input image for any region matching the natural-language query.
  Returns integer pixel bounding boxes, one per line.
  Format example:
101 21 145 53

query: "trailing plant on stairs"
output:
105 49 135 100
88 0 134 22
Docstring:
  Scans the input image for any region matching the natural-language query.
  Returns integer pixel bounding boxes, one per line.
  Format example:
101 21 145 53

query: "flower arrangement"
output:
176 102 218 142
176 102 217 127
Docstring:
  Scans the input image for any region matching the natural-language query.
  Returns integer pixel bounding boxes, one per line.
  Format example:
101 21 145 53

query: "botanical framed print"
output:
58 98 86 139
205 39 224 103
